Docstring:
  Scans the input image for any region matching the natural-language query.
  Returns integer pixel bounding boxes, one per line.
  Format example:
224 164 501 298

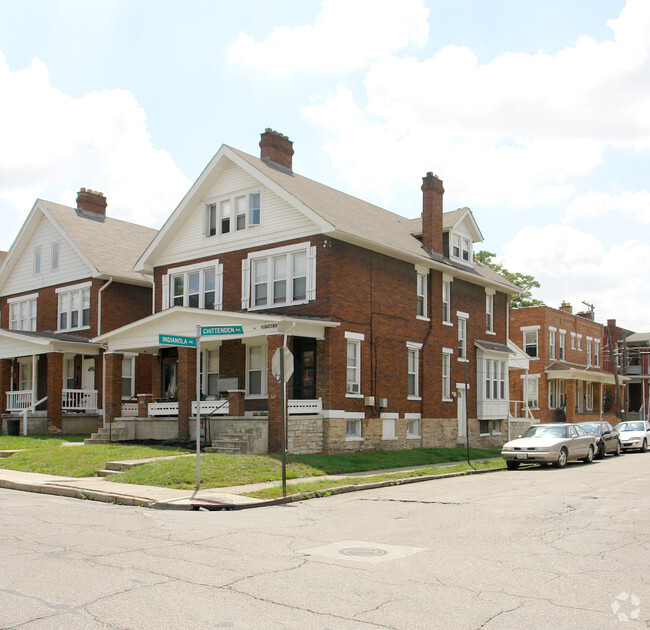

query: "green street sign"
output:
159 334 197 347
200 325 244 336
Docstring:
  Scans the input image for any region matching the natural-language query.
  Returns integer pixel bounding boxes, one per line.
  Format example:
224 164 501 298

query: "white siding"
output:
154 160 320 267
2 216 92 297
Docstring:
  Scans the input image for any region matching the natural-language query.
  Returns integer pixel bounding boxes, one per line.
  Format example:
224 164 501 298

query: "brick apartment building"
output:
509 303 618 424
0 190 156 434
96 129 519 453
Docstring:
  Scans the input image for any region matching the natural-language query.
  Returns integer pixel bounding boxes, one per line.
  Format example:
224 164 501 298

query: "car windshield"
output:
580 423 600 435
522 426 567 439
618 422 644 432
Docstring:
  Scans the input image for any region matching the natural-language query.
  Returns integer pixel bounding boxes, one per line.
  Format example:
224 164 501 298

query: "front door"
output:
457 388 467 438
293 337 316 400
81 358 95 390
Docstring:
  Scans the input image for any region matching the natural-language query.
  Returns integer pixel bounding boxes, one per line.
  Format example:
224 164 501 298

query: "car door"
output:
572 425 590 456
603 422 616 452
566 425 579 457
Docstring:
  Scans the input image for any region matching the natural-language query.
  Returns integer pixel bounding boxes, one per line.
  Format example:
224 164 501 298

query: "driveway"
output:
1 453 648 629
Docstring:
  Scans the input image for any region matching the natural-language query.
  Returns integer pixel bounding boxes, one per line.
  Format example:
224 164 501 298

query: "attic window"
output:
449 231 473 264
205 191 261 237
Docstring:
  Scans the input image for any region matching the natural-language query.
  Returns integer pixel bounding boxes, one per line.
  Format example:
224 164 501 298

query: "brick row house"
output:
0 190 156 434
95 129 519 453
508 303 618 424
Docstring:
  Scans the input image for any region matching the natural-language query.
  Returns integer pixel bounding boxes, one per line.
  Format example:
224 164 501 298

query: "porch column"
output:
0 359 11 415
177 347 196 438
267 334 284 453
565 380 576 423
46 352 64 429
152 354 162 400
104 352 124 424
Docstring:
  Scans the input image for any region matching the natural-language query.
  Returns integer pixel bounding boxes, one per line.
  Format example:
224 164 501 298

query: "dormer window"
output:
449 231 473 264
205 191 261 237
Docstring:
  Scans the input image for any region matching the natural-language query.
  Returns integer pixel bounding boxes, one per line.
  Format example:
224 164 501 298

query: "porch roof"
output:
544 361 621 385
93 306 340 353
0 329 101 360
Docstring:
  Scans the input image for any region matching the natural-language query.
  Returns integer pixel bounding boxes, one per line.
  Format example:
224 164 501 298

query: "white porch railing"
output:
288 398 322 415
6 390 33 411
121 402 139 417
148 401 179 417
62 389 98 411
192 400 230 416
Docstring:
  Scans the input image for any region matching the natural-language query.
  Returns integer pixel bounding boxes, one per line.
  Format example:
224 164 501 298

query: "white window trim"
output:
406 342 422 400
56 282 91 333
244 341 268 399
121 356 136 400
521 325 540 359
442 347 453 401
8 292 39 303
415 266 429 321
381 413 398 441
243 241 316 311
163 260 223 311
345 418 363 441
8 293 39 331
204 189 262 237
449 230 473 265
521 373 541 410
33 246 41 275
406 413 421 439
457 314 468 362
345 331 364 398
485 290 495 333
442 276 452 325
51 242 60 271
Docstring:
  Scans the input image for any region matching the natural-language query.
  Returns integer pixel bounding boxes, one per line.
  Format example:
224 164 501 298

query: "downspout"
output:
97 277 114 336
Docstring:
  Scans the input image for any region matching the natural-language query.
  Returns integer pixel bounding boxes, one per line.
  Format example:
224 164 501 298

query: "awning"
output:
474 340 514 355
0 329 100 360
544 365 623 385
93 306 340 353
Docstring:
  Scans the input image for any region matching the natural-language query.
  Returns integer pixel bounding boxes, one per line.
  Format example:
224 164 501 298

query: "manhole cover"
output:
340 547 387 557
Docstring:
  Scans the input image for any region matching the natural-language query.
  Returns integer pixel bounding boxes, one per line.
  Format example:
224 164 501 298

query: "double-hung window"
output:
33 247 41 274
122 357 135 399
549 329 556 359
205 191 261 237
594 340 600 367
559 331 566 360
548 379 566 409
406 342 422 399
525 376 539 409
484 359 506 401
246 344 267 397
51 243 59 271
416 271 427 319
8 294 38 331
523 327 539 358
442 349 452 400
345 332 364 396
243 243 315 310
442 279 451 324
164 262 223 310
586 338 593 366
457 314 468 360
585 382 594 411
57 283 90 332
485 292 494 332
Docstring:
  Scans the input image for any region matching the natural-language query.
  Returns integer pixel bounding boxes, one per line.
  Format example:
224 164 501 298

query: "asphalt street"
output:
1 452 649 629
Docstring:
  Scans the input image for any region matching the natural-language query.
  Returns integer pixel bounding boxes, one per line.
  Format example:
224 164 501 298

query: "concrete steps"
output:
85 424 128 444
206 427 255 454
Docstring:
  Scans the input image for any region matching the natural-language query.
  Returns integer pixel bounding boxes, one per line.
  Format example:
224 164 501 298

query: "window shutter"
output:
215 263 224 311
161 274 169 310
241 259 250 309
306 246 316 301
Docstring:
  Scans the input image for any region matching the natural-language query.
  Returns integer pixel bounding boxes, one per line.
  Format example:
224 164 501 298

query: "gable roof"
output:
0 199 157 290
137 143 519 294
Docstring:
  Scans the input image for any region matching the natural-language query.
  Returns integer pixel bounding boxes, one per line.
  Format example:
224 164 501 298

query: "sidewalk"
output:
0 461 503 511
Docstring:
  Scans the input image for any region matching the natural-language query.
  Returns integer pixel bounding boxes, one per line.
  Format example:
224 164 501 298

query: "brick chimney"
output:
421 172 444 254
76 188 107 221
259 128 294 172
559 301 573 314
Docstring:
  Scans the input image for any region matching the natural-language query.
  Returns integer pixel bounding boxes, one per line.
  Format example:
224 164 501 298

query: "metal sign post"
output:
272 346 294 497
195 325 201 490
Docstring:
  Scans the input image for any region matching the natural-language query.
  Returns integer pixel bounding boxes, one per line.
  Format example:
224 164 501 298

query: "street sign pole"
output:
195 325 201 490
280 348 287 497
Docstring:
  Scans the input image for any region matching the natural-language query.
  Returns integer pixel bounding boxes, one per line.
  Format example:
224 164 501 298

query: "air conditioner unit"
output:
364 396 375 406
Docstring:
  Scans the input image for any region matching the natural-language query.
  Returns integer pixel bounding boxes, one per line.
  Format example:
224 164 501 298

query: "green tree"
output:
475 251 544 308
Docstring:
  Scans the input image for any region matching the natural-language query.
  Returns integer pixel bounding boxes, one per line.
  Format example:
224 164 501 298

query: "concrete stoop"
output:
205 427 255 454
85 423 129 444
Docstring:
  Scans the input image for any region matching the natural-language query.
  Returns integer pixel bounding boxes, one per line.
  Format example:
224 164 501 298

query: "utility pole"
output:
581 300 595 320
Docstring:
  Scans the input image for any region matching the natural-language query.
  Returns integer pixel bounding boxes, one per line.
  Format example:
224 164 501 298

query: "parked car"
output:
577 421 622 459
502 423 596 470
616 420 650 452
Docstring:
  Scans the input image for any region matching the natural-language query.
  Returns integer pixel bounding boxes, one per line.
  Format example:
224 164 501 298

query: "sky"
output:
0 0 648 330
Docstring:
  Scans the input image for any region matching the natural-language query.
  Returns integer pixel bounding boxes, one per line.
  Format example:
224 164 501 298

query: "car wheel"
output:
506 461 520 470
596 442 606 459
582 445 594 464
554 448 568 468
614 441 622 456
641 439 648 453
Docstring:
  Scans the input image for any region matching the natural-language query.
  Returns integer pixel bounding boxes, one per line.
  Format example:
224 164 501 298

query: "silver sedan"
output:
502 423 597 470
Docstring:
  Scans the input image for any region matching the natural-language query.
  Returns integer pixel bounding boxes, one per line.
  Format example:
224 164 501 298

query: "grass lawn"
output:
0 436 187 477
245 459 506 500
112 446 503 490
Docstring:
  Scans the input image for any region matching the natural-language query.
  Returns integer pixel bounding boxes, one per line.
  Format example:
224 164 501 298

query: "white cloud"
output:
0 52 190 250
502 225 650 327
228 0 429 74
301 0 650 209
566 190 650 224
